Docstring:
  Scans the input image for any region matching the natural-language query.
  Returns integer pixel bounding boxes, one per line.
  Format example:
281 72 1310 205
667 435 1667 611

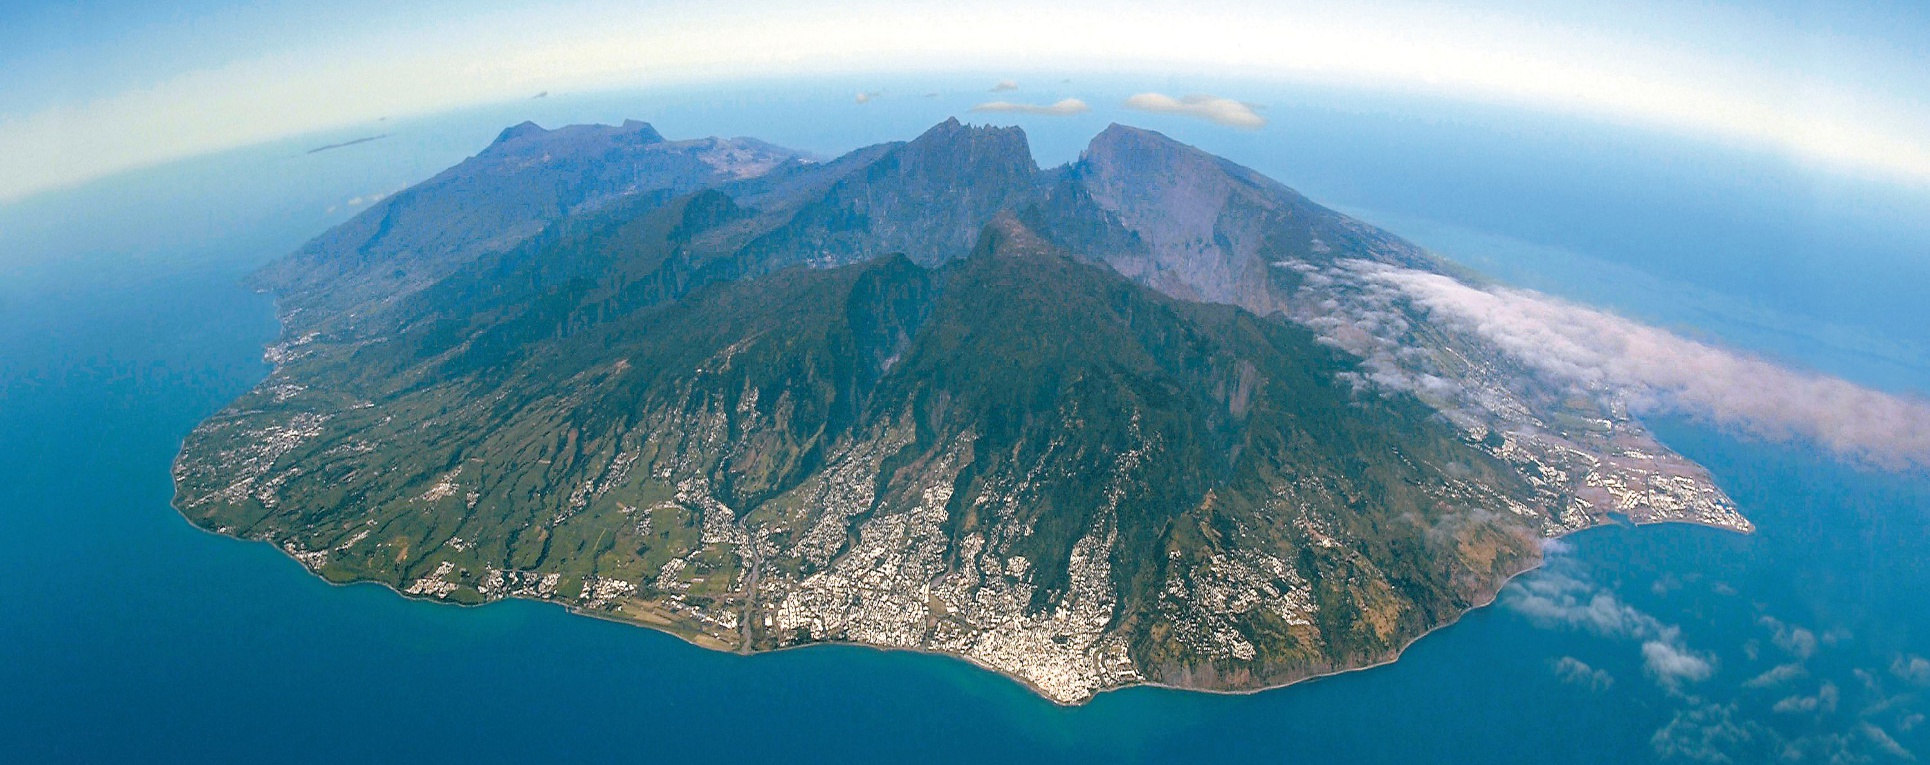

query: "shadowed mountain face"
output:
174 119 1749 703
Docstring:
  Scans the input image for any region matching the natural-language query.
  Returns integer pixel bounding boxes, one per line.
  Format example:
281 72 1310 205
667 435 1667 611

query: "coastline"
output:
165 467 1750 706
1108 513 1750 703
169 300 1757 706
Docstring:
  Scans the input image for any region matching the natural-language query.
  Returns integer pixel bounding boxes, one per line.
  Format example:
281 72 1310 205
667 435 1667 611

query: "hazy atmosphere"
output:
4 2 1928 763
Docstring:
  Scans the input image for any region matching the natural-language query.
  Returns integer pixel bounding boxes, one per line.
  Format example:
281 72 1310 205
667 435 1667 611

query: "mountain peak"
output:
908 117 1030 155
616 119 666 144
897 118 1039 187
493 120 548 145
1082 122 1205 172
1093 121 1161 142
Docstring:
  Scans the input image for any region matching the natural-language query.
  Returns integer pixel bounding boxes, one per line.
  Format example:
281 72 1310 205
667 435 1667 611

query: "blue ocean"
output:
3 77 1926 763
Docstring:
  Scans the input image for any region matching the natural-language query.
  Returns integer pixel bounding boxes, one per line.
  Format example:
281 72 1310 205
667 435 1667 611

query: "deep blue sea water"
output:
3 77 1927 763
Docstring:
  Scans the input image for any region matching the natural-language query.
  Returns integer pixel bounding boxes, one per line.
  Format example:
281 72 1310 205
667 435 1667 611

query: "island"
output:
173 118 1750 704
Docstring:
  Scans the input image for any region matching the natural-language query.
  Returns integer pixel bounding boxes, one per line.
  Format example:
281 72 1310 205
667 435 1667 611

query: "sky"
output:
3 0 1930 203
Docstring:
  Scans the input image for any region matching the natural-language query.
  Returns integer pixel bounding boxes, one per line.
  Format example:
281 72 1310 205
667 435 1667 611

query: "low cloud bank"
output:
1122 93 1265 128
969 98 1090 116
1356 263 1930 471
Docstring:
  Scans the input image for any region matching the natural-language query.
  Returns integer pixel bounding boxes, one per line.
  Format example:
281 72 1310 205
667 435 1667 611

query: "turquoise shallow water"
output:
2 79 1926 763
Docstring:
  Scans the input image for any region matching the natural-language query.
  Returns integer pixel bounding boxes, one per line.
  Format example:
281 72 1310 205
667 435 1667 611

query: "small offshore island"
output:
173 118 1750 704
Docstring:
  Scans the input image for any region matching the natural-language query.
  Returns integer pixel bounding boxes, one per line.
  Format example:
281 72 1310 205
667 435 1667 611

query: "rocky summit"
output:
173 118 1751 704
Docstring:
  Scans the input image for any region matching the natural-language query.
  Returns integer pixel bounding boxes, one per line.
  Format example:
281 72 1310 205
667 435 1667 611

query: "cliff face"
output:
173 119 1749 703
1053 123 1442 312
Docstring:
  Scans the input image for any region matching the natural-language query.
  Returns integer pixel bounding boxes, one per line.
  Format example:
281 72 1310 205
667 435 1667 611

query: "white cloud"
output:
1743 662 1809 689
1894 654 1930 686
855 90 882 104
1771 681 1840 715
1122 93 1265 128
990 79 1018 92
969 98 1090 116
1780 631 1818 661
1860 723 1914 760
1354 262 1930 472
1644 637 1716 686
1506 567 1664 639
1651 702 1759 763
1554 656 1615 691
1508 554 1717 693
1761 616 1819 660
